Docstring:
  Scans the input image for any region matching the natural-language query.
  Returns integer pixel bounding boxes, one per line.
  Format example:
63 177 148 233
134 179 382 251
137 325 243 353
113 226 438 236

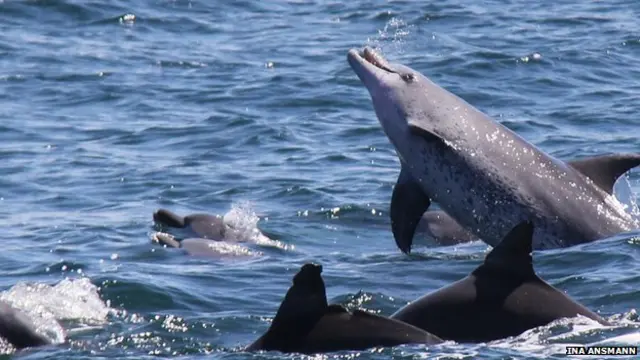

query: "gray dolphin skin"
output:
417 211 477 245
0 300 51 349
347 47 640 252
246 263 442 354
153 209 227 240
390 221 608 342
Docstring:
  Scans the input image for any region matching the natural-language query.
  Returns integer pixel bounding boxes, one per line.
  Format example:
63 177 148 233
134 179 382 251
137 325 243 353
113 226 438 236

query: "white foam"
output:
222 201 293 250
0 277 112 353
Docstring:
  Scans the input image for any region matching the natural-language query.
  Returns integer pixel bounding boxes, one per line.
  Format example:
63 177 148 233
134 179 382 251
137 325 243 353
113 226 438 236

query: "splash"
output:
366 17 415 58
613 175 640 223
0 277 112 353
223 201 293 250
489 315 640 357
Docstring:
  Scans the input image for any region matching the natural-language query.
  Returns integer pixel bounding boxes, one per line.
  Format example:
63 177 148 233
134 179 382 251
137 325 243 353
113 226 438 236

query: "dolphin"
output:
151 209 262 257
153 209 227 240
246 263 442 354
347 47 640 252
0 300 51 349
390 221 609 342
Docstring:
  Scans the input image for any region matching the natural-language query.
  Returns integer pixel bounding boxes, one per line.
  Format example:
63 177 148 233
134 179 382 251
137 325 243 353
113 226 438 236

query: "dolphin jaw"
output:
347 48 396 96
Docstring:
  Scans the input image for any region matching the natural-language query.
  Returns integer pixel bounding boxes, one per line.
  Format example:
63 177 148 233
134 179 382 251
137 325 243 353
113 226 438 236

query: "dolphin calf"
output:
0 300 51 349
390 221 608 342
246 263 441 354
348 47 640 252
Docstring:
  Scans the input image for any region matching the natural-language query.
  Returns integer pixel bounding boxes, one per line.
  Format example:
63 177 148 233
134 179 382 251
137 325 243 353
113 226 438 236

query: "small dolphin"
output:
153 209 227 240
152 208 268 257
348 47 640 252
0 300 51 349
246 263 442 354
390 221 608 342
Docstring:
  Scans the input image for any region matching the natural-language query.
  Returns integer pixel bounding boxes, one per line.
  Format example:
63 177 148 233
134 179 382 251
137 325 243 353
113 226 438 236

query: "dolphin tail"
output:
153 209 186 228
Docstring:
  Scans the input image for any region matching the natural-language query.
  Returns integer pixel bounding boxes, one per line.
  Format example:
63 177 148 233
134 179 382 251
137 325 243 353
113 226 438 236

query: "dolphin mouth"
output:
348 47 396 74
362 47 396 73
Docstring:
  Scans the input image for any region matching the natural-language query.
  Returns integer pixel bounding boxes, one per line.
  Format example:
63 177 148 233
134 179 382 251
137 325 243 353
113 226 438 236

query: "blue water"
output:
1 0 640 358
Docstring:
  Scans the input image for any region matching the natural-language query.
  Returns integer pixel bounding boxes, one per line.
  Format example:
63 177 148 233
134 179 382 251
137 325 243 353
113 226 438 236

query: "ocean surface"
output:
1 0 640 359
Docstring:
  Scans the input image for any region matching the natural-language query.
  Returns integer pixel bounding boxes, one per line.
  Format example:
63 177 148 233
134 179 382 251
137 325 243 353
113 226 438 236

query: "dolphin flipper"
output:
568 153 640 195
391 166 431 254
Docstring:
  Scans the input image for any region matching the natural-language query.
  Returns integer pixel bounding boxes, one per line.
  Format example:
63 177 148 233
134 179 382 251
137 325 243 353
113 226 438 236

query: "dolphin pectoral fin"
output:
568 153 640 195
407 119 447 143
391 166 432 254
153 209 186 228
475 221 535 278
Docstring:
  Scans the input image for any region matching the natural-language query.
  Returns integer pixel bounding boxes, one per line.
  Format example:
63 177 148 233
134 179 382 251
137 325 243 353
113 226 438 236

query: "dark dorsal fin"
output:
473 221 535 278
266 263 328 340
568 153 640 195
153 209 186 228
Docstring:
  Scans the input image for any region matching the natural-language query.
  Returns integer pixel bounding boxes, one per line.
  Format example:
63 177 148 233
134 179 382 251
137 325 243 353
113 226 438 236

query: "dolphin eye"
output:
400 73 415 83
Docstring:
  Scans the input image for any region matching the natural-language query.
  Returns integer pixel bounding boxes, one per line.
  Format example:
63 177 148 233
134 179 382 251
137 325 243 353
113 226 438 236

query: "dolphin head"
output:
347 47 429 153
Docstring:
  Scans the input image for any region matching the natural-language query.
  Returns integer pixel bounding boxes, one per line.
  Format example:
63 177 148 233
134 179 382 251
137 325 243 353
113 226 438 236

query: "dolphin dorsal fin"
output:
268 264 328 338
568 154 640 195
474 221 535 277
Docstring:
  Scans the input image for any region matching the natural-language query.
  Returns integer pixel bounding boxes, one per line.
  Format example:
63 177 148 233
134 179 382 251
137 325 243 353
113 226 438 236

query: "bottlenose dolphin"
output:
390 221 608 342
0 300 51 349
348 47 640 252
246 263 442 354
153 209 227 240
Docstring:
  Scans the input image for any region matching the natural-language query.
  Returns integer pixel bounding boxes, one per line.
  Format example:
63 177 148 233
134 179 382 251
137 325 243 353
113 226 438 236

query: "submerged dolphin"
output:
246 263 441 354
348 47 640 252
391 221 608 342
0 300 51 349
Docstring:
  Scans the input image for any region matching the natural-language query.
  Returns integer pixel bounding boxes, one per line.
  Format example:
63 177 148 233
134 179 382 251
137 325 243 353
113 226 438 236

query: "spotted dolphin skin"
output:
0 300 51 349
391 221 608 342
246 263 442 354
348 47 640 252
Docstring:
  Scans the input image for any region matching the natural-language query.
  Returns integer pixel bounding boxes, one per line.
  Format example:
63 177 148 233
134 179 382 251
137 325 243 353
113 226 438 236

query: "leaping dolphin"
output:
348 47 640 252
